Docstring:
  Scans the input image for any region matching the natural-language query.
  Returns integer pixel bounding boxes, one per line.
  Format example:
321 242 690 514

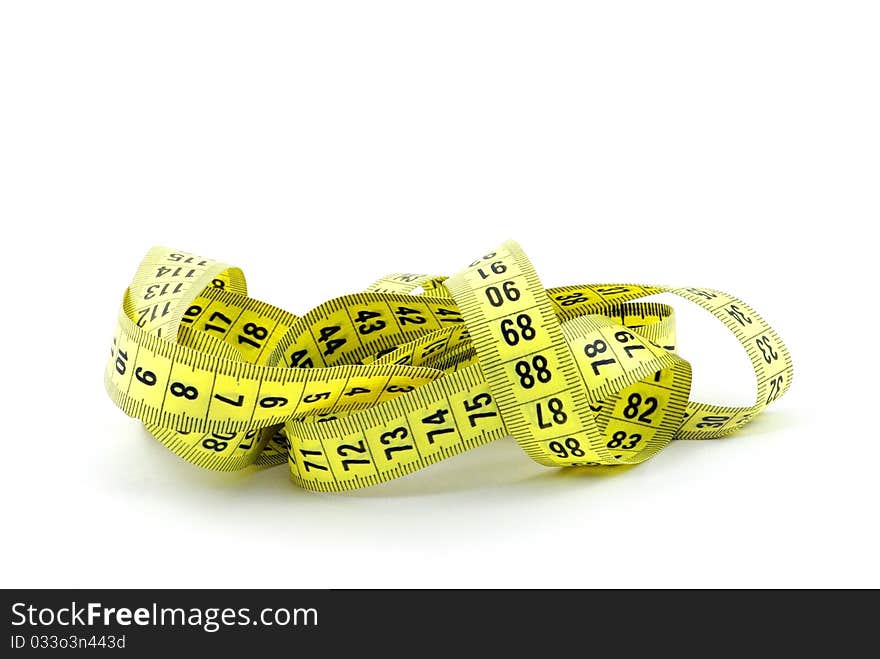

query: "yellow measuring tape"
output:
105 242 792 492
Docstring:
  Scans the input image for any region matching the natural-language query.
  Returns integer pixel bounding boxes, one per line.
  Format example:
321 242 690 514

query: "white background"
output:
1 2 877 588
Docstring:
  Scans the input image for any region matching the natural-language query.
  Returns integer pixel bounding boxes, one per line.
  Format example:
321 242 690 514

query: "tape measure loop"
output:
105 242 792 491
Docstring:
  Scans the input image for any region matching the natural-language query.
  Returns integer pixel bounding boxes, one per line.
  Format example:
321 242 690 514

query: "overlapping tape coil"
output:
105 241 792 491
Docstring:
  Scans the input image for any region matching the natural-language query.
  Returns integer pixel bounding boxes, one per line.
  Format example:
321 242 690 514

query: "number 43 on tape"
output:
105 241 792 492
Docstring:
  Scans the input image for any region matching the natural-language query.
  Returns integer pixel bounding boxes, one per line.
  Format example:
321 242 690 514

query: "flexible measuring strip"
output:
105 241 792 491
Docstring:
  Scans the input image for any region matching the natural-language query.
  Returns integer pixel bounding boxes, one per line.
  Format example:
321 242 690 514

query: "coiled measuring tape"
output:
105 241 792 492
